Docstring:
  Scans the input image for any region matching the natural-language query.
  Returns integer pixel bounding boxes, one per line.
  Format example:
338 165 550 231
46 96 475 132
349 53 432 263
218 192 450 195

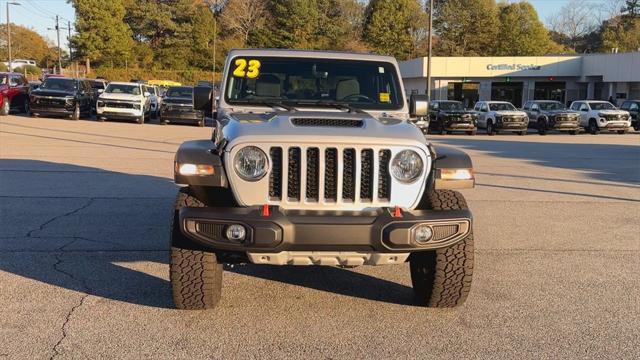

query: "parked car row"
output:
0 72 207 127
413 99 635 136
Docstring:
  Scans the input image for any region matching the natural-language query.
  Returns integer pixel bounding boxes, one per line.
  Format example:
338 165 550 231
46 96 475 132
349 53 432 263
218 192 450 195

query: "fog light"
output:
414 225 433 244
225 224 246 242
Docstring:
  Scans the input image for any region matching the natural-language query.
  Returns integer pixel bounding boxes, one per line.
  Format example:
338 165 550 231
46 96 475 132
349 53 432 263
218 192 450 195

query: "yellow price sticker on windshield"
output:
379 92 390 103
233 59 261 78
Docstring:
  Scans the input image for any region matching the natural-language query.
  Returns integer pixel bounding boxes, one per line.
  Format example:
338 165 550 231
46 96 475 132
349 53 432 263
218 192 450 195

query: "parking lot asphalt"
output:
1 115 639 359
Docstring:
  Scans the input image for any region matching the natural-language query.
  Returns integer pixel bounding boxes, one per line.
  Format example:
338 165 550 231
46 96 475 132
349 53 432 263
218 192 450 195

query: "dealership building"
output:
399 52 640 108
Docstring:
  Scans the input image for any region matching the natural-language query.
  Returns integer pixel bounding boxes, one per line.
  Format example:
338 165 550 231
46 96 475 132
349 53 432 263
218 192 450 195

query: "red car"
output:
0 72 30 115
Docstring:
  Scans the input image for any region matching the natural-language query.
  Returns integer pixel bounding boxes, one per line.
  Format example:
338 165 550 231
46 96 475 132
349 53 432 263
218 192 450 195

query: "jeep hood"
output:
221 111 427 148
99 93 141 101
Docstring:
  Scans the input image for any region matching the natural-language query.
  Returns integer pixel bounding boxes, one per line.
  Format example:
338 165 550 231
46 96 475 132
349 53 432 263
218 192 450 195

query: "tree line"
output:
2 0 638 77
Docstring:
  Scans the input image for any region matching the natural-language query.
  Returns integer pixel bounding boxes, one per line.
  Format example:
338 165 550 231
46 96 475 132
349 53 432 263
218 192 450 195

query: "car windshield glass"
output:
225 56 403 110
0 75 6 85
439 102 464 111
40 78 77 91
489 103 516 111
105 84 141 95
538 102 566 110
90 81 105 89
588 102 615 110
166 87 193 97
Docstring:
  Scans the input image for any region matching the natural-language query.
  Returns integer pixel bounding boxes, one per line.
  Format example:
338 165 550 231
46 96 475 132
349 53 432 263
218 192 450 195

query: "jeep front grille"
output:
268 146 392 204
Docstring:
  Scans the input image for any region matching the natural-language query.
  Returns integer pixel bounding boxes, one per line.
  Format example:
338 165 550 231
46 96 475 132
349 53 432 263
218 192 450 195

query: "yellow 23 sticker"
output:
233 59 261 78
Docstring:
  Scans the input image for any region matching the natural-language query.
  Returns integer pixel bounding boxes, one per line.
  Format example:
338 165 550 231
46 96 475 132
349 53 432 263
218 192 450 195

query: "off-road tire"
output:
588 119 599 135
537 119 547 135
486 120 495 136
411 190 474 307
170 187 223 310
0 97 10 115
22 99 29 114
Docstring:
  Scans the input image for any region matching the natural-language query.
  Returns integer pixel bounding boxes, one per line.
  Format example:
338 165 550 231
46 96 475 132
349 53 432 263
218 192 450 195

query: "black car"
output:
620 100 639 131
428 100 478 135
523 100 581 135
29 77 94 120
160 86 205 126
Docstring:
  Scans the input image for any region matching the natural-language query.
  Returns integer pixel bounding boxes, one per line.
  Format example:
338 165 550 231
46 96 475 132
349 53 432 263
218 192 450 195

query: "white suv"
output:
569 100 631 134
473 101 529 135
96 82 151 124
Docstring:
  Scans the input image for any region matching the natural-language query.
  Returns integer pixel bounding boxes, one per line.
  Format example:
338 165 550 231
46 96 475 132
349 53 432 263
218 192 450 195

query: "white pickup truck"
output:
569 100 631 134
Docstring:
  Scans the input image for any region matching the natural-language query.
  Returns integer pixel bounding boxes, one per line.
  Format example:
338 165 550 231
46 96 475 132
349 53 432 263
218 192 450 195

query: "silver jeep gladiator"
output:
171 49 476 309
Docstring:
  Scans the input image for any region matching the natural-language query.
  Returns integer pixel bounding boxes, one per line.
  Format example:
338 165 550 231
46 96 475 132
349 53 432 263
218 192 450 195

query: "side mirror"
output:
193 86 213 111
144 91 151 97
97 89 104 94
409 94 428 117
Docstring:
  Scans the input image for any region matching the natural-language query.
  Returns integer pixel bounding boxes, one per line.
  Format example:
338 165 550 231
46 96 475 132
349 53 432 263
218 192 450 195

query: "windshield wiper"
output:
295 100 365 114
232 99 296 111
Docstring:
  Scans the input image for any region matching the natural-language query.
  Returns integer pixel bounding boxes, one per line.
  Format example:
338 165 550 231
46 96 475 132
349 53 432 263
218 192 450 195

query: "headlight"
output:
133 104 141 110
97 100 104 107
234 146 268 181
598 112 606 117
65 96 75 105
390 150 423 183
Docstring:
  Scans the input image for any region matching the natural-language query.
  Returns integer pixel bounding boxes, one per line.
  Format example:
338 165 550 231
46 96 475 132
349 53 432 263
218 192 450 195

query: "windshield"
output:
90 81 105 90
538 101 566 111
105 84 141 95
225 57 403 110
438 101 464 111
489 103 516 111
588 102 615 110
40 78 77 91
166 86 193 98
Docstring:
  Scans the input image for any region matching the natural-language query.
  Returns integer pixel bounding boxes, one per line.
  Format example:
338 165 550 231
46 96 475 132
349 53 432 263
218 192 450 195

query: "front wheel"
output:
466 130 476 136
518 130 527 136
71 104 80 120
170 187 223 310
410 190 474 307
588 119 599 135
617 130 626 135
0 97 9 115
486 121 496 136
137 115 144 124
537 119 547 135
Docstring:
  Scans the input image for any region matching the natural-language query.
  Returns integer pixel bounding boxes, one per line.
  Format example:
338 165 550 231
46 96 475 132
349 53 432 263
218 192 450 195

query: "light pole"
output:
426 0 433 103
6 2 20 71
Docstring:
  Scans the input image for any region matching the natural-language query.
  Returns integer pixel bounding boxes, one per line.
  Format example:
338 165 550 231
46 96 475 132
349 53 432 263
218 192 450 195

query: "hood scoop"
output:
291 117 364 128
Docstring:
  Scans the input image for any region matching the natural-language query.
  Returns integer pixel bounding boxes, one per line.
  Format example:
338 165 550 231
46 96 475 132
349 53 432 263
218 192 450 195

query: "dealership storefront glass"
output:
400 53 639 108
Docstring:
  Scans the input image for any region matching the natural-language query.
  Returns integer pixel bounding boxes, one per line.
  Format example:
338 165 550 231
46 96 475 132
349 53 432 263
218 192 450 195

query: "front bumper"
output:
598 118 631 130
444 121 476 131
160 109 203 123
495 120 528 131
30 104 74 115
179 206 472 254
550 119 581 131
97 107 143 119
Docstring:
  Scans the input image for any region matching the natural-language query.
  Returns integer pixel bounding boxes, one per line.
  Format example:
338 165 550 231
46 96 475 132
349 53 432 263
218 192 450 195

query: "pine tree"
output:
434 0 499 56
70 0 134 67
363 0 425 60
495 2 554 56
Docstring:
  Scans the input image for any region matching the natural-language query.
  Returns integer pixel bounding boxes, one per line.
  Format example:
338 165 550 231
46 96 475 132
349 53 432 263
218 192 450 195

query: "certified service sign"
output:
486 64 542 71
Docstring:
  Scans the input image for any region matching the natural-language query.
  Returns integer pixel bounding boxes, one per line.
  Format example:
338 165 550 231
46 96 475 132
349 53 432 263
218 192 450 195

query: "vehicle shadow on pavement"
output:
229 264 417 306
432 138 640 185
0 159 418 309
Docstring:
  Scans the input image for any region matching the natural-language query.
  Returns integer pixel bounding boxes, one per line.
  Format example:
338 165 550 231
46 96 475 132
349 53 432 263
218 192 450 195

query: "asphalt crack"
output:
26 198 95 238
49 251 90 360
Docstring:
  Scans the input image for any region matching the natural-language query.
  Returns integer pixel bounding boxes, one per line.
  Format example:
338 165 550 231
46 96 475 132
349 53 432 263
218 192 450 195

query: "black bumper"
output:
30 104 73 115
161 110 202 123
179 206 472 253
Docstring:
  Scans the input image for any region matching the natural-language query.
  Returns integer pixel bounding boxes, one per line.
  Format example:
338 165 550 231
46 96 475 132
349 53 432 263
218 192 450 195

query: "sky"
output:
2 0 621 52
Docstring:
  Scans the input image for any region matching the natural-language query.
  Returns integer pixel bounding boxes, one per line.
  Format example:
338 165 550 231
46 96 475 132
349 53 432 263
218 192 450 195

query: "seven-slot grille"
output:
105 101 135 109
268 146 392 204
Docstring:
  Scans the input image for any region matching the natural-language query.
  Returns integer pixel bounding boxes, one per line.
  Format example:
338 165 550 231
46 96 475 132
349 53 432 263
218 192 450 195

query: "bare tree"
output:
219 0 267 45
547 0 599 50
596 0 625 23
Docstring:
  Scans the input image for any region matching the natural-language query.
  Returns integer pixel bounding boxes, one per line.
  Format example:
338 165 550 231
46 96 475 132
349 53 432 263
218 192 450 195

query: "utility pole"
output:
47 16 63 74
6 2 20 71
426 0 434 104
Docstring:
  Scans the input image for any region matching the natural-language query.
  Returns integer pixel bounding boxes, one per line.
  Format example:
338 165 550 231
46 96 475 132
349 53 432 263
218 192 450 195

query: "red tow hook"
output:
392 205 403 218
261 204 271 217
